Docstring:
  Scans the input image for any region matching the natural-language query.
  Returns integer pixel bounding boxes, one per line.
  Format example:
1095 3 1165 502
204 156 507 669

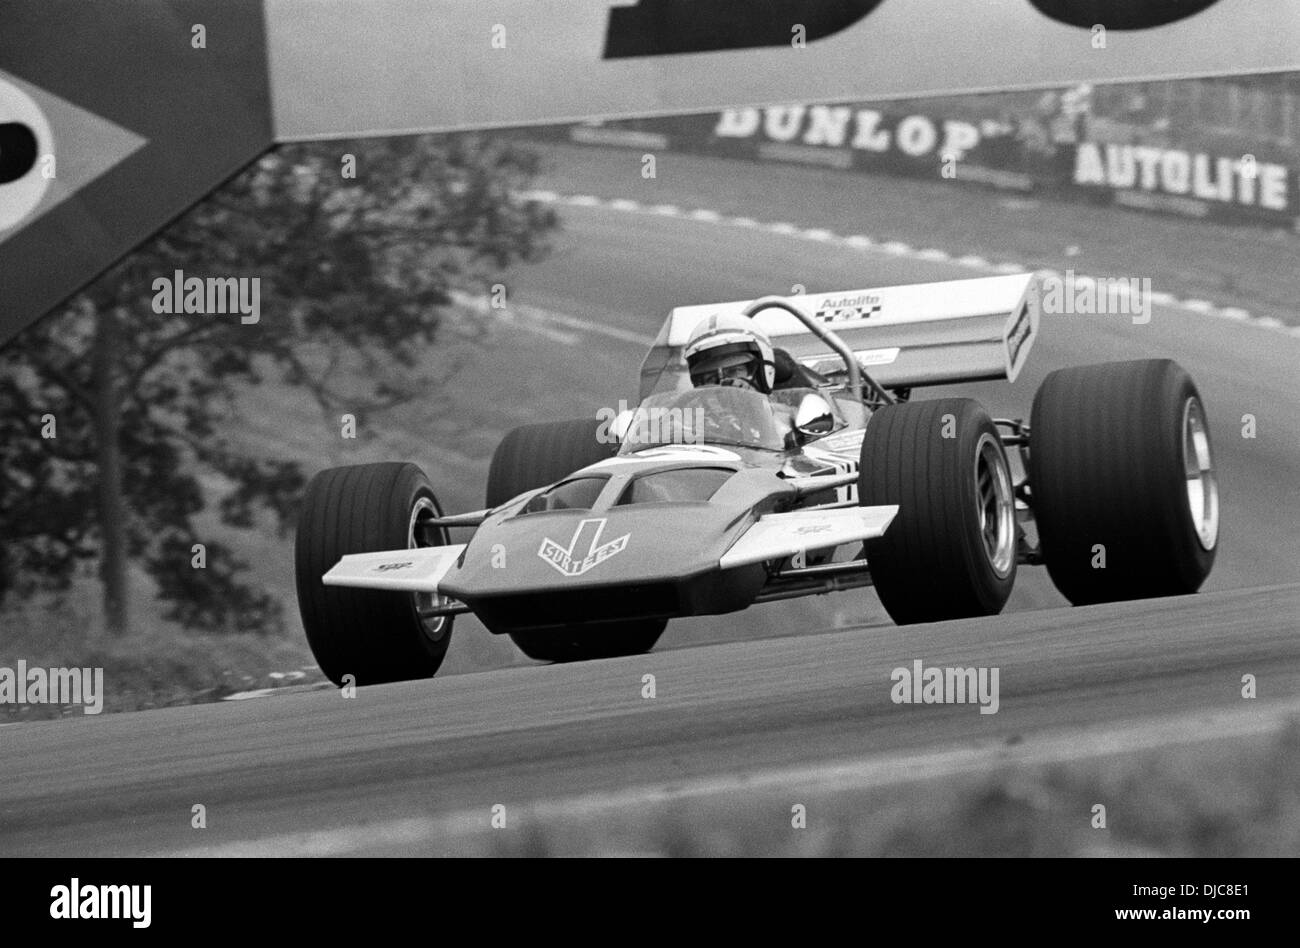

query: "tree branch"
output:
27 354 95 413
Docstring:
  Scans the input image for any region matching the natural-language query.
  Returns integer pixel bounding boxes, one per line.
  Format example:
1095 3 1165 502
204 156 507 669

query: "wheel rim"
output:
1182 397 1219 551
409 497 449 641
974 432 1016 578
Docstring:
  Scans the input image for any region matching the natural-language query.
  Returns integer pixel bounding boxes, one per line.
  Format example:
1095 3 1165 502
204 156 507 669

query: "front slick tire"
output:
295 462 454 686
859 398 1017 625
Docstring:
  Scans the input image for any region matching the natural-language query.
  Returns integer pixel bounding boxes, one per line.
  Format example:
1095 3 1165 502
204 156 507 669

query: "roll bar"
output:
739 296 894 407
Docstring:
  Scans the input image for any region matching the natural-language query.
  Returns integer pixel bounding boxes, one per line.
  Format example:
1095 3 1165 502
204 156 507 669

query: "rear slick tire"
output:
1027 359 1218 605
485 417 618 508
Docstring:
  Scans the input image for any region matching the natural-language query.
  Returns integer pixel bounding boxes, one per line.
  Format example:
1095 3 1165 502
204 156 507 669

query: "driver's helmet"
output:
684 313 776 394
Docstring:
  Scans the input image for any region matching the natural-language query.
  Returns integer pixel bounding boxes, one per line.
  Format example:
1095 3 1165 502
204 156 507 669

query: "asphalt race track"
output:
2 585 1298 855
3 155 1299 855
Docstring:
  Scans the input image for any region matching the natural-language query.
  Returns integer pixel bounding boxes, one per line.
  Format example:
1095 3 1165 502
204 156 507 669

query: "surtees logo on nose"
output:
538 518 629 577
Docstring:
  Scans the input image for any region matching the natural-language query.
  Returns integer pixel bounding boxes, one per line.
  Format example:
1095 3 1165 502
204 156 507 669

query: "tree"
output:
0 134 557 636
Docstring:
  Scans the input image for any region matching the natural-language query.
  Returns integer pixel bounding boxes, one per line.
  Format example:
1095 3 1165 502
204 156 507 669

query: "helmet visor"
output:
690 351 759 388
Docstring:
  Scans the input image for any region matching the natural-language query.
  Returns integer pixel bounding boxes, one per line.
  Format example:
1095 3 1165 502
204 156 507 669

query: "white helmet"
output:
683 313 776 394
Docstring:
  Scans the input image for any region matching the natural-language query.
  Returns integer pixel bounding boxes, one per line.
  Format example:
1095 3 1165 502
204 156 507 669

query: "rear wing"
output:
639 274 1040 400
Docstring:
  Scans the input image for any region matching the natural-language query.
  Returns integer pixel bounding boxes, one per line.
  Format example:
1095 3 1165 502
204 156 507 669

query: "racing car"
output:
294 273 1220 685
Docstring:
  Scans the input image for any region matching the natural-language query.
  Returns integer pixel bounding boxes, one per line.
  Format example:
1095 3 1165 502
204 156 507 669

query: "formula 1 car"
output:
294 273 1220 685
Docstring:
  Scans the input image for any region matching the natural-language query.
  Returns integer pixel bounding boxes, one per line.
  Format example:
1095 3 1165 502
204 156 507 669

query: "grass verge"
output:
0 597 323 719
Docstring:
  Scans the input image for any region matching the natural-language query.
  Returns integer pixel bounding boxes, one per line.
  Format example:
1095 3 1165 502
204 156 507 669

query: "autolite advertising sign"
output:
1072 141 1295 224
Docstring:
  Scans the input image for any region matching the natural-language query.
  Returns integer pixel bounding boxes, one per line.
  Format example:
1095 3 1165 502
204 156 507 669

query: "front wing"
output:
320 504 898 600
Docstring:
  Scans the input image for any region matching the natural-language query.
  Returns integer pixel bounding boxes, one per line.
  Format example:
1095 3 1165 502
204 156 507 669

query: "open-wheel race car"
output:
294 273 1220 685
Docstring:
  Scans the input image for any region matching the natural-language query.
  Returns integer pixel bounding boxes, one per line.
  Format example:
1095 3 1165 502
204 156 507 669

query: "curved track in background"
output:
3 154 1298 855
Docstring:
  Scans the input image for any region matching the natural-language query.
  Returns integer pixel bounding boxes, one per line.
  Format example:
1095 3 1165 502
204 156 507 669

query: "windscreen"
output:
618 386 786 453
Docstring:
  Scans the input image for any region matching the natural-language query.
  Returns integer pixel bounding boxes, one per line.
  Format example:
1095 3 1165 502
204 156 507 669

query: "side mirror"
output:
794 393 835 438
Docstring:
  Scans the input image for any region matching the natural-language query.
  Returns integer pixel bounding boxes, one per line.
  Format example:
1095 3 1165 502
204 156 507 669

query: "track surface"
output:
4 150 1299 855
2 585 1298 855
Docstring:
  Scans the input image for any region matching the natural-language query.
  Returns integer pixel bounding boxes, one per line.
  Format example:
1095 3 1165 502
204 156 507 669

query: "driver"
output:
681 314 785 446
683 313 777 393
682 313 843 445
